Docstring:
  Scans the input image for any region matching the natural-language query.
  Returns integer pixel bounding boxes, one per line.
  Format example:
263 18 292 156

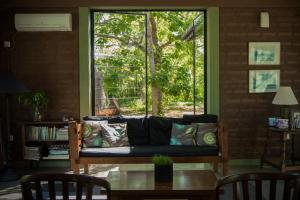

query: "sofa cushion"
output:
183 114 218 124
82 120 107 148
194 123 218 147
119 116 149 145
101 123 129 147
79 145 219 157
170 123 197 146
148 116 183 145
83 115 123 121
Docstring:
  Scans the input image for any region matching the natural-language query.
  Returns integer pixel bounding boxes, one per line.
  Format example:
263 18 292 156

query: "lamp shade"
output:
0 72 29 94
272 86 298 105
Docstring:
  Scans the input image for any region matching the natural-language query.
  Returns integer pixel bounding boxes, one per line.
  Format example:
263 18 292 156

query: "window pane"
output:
92 11 206 117
147 11 205 117
93 13 146 116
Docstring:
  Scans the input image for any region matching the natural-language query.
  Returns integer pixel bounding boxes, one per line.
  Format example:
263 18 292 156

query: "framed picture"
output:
249 70 280 93
291 109 300 129
249 42 280 65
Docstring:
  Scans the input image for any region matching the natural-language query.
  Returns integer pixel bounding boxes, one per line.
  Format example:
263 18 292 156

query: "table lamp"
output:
272 86 298 127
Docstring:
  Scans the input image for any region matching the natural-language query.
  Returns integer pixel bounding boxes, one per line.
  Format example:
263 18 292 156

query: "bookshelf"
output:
21 121 70 161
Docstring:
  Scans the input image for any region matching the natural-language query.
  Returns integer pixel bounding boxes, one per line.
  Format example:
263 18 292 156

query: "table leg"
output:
261 129 271 168
291 134 295 166
281 133 287 172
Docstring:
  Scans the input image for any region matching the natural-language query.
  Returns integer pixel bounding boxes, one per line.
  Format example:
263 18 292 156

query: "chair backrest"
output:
216 172 300 200
20 173 111 200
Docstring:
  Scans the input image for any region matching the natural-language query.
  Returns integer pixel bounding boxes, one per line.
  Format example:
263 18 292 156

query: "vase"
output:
33 108 42 122
154 164 173 182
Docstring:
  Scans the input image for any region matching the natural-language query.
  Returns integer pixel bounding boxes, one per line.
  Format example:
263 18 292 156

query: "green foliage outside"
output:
93 11 205 116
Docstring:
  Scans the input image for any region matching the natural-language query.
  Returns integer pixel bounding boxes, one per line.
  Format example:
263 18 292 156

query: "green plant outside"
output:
79 7 220 118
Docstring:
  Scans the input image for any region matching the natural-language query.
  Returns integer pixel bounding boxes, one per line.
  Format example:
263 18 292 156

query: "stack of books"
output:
24 146 42 160
26 126 69 141
46 144 69 159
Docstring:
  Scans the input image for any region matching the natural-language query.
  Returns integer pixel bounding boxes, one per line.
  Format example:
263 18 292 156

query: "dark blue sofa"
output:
68 114 229 175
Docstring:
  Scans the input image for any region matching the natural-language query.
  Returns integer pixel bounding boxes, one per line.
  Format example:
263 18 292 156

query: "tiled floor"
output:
0 161 276 200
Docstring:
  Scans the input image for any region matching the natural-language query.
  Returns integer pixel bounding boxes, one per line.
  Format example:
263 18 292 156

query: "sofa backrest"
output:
182 114 218 124
147 116 183 145
83 114 218 146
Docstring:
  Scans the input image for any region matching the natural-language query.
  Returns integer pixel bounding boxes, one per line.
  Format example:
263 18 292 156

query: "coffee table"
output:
106 170 217 200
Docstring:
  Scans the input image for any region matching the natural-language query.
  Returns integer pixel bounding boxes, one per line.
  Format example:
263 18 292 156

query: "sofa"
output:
68 114 229 175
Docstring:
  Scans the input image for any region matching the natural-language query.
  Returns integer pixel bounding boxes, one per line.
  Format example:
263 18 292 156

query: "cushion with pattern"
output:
101 123 129 147
82 120 108 148
194 123 217 146
170 123 197 146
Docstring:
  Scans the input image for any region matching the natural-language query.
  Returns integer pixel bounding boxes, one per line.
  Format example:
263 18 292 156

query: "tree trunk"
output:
147 13 163 115
95 69 106 112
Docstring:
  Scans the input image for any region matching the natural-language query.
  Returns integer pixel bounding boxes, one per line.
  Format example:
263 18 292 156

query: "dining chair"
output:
216 172 300 200
20 173 111 200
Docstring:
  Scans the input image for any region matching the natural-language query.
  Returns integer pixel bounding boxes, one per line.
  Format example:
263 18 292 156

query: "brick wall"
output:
220 8 300 158
0 8 79 160
10 8 80 121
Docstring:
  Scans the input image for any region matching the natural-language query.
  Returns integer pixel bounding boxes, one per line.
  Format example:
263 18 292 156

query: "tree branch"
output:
161 40 173 49
95 33 145 52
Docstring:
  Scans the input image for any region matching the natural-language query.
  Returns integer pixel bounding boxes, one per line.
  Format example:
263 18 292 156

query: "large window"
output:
91 10 206 117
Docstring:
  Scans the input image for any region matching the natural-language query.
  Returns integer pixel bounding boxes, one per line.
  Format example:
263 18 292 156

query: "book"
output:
24 146 42 160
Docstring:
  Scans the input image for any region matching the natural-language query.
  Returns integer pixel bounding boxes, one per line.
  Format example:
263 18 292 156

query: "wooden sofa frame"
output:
68 121 229 175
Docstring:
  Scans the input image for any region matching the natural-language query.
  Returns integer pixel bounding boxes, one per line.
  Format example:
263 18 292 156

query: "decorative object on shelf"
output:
152 155 173 183
276 118 289 129
0 72 29 182
18 90 49 121
260 12 269 28
272 86 298 120
268 117 277 127
248 42 280 65
291 109 300 129
249 70 280 93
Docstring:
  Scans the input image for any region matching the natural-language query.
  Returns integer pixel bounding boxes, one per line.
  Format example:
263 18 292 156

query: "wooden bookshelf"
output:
21 121 71 161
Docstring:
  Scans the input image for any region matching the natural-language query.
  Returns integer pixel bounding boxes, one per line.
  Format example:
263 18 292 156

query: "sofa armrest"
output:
217 121 229 160
68 122 83 161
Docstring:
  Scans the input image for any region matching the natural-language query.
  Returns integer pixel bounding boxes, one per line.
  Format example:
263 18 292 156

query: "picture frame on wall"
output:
249 70 280 93
248 42 280 65
291 109 300 129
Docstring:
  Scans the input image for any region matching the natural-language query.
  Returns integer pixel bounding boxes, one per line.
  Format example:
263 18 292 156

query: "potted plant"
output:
18 90 49 121
152 155 173 182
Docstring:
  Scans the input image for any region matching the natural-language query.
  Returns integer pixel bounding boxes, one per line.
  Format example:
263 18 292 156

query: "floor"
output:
0 160 276 200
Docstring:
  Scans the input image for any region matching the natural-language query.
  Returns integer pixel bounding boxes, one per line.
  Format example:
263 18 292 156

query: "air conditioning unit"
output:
15 13 72 32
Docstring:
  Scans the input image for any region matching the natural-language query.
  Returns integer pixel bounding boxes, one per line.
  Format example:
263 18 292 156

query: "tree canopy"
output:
93 11 205 116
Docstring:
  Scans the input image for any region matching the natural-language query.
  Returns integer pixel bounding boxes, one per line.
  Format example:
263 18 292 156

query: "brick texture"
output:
220 8 300 158
0 8 79 160
10 8 80 121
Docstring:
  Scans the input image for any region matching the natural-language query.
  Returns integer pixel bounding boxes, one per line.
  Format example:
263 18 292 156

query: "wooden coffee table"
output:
106 170 217 200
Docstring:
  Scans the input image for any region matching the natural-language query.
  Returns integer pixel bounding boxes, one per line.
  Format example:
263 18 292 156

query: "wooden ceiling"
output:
1 0 300 8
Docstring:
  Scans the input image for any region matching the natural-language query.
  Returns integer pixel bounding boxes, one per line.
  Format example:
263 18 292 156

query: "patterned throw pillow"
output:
194 123 217 146
82 120 107 148
170 123 197 146
101 123 129 147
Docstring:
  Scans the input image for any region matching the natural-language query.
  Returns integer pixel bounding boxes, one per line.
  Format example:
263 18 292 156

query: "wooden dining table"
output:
106 170 218 200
